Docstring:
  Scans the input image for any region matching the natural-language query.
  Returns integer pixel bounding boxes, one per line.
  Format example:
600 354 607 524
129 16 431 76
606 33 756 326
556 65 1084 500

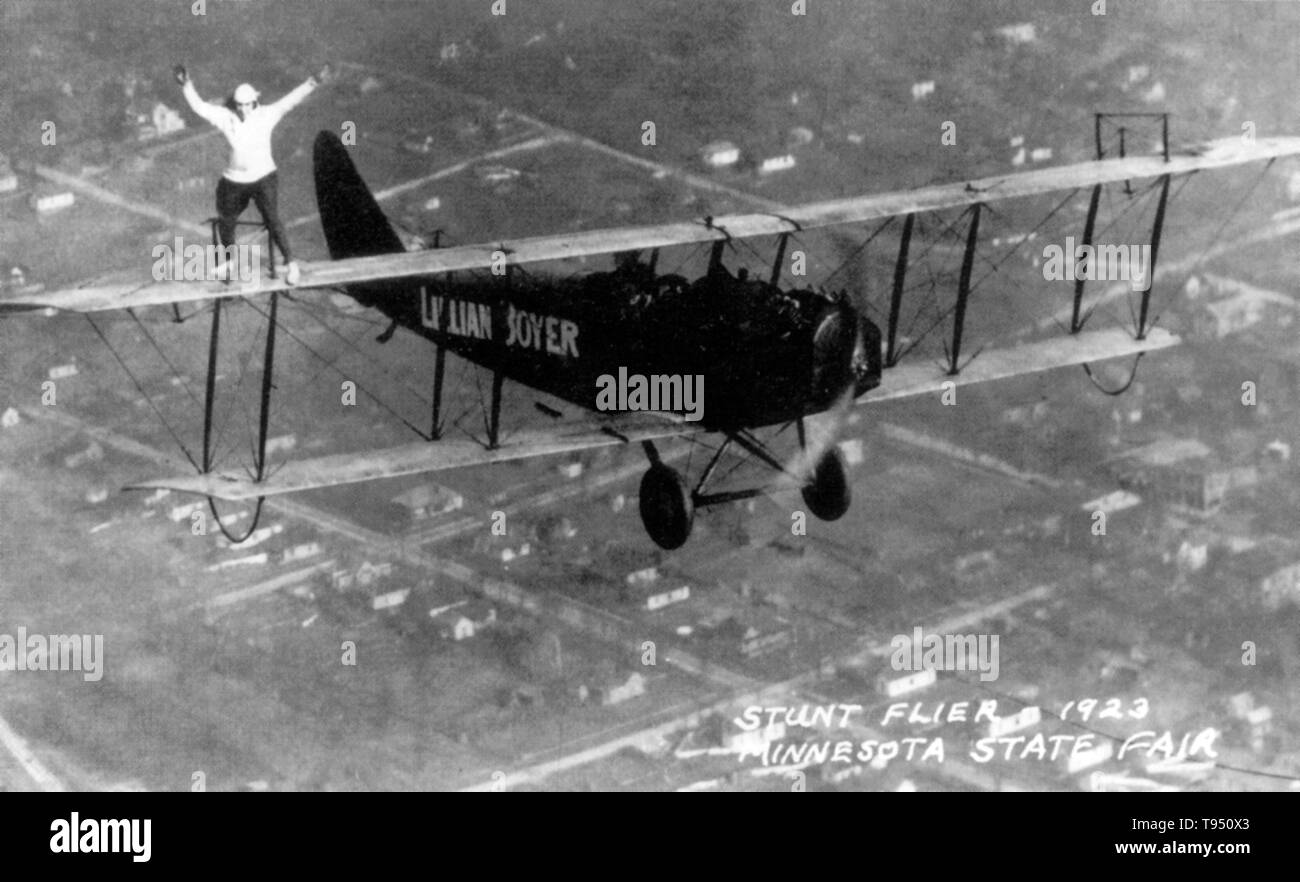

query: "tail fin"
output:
313 130 406 260
313 130 415 315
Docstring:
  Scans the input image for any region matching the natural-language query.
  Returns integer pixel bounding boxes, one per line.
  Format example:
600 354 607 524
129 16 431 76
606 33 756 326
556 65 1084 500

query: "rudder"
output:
313 130 406 260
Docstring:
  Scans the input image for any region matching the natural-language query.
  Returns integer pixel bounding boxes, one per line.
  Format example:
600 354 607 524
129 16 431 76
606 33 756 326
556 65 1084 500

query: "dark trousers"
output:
216 172 292 263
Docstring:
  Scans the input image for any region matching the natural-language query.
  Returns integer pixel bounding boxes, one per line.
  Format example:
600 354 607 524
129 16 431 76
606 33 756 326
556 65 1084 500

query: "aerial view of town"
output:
0 0 1297 794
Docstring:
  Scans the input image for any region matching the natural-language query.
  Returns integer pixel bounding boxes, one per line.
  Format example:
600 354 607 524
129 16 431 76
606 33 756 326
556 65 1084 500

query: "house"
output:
723 721 786 755
954 549 997 576
434 600 496 641
534 514 576 544
1265 440 1291 462
1228 692 1255 719
701 141 740 168
331 560 393 590
1080 489 1141 515
1194 290 1273 339
169 500 204 522
3 264 42 297
1260 562 1300 610
1002 401 1049 424
626 566 658 587
597 671 646 706
1112 438 1229 514
1065 490 1144 548
1175 540 1208 573
64 441 104 469
282 542 322 563
838 438 864 465
1152 468 1229 514
206 553 267 572
401 134 437 155
371 587 410 611
787 126 814 148
995 22 1037 44
758 154 796 175
1185 273 1296 339
392 482 464 520
0 151 17 193
264 434 296 455
1216 548 1300 609
876 667 937 698
740 622 792 659
30 182 73 214
646 585 690 611
473 529 532 562
151 102 185 137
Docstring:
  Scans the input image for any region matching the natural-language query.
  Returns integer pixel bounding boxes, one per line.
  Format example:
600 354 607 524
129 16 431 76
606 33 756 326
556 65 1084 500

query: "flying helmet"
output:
232 83 260 105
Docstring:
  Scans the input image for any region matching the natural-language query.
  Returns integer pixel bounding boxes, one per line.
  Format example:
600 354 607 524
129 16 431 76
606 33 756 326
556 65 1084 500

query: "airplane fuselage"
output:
347 264 881 433
311 128 880 434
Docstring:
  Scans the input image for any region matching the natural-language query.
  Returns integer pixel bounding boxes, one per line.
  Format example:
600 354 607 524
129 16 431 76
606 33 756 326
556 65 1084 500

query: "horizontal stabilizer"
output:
860 327 1179 403
129 414 699 501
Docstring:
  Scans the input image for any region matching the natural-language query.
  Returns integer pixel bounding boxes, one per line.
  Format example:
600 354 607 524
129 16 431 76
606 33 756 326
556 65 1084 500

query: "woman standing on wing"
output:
174 63 331 285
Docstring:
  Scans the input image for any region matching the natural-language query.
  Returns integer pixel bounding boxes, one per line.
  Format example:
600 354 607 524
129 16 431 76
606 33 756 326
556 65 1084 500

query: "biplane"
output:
8 123 1300 548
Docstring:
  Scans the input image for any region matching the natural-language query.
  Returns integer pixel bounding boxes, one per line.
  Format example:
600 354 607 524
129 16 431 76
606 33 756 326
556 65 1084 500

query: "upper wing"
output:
12 135 1300 314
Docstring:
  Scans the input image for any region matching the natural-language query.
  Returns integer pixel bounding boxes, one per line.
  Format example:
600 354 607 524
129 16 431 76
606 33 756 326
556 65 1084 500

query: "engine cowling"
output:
810 303 862 406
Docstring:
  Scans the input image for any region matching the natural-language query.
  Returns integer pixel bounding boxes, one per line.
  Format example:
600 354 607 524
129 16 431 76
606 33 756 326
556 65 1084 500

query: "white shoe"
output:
285 261 301 286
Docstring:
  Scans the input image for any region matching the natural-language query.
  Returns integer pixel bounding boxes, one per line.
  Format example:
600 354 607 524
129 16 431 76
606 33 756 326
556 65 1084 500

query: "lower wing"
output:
131 327 1177 501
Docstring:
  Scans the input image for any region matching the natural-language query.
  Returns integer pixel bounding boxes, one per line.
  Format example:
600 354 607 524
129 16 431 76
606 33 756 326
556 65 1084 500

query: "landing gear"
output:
635 430 851 548
639 462 694 550
801 447 850 521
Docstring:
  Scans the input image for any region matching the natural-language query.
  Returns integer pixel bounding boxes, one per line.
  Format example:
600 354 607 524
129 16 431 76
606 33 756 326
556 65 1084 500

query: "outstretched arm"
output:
174 65 229 128
265 65 332 122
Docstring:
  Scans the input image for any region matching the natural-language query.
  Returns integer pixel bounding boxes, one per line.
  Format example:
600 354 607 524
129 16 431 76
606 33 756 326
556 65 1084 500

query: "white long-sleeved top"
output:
181 78 317 183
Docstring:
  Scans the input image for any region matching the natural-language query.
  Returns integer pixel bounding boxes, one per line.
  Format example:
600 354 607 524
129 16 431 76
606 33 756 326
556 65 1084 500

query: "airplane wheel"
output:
801 447 851 521
639 463 694 549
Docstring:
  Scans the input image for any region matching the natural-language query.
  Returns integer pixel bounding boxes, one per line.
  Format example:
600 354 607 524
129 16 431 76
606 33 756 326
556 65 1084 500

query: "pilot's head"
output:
232 82 260 121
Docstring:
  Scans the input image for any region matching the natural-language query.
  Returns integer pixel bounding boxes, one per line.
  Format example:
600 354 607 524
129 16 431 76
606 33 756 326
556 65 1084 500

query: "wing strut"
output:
201 298 222 472
770 233 789 285
428 232 452 440
707 239 727 276
1138 174 1172 339
946 203 982 375
255 292 279 480
886 212 915 366
1071 184 1103 333
487 370 504 449
431 344 447 440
